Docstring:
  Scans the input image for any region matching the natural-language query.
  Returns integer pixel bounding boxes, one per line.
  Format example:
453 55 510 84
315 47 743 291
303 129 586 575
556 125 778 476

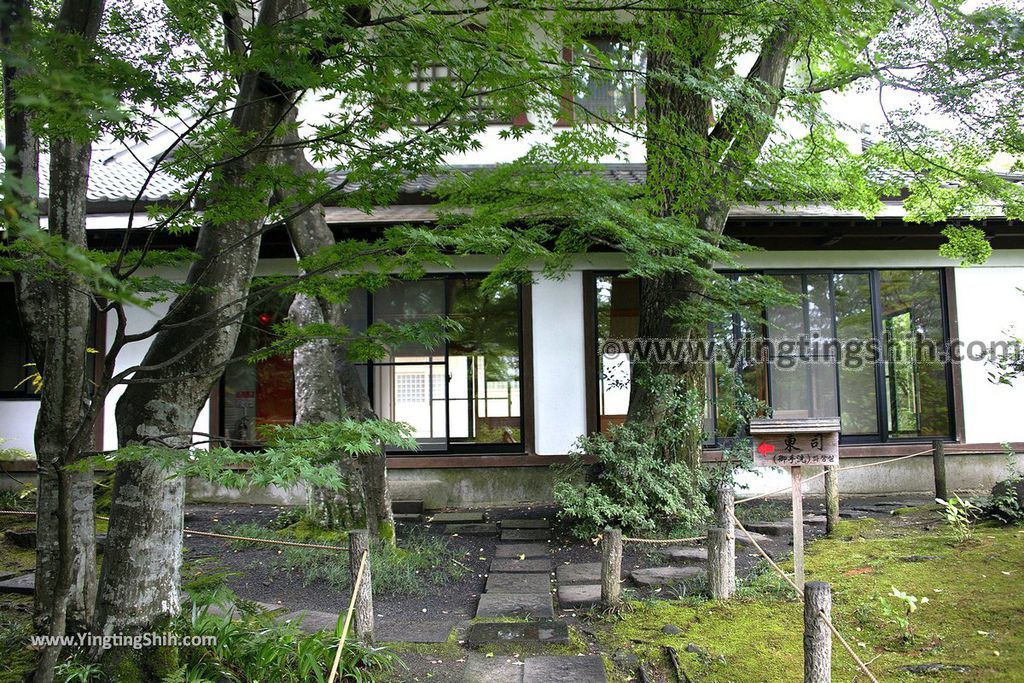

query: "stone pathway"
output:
465 516 607 682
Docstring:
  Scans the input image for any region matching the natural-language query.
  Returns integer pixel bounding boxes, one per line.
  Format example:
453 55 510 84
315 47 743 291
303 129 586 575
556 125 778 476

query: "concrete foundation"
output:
4 451 1021 508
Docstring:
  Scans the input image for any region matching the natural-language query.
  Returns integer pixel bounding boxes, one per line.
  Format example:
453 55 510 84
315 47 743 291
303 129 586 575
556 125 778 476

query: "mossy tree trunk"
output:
628 15 796 468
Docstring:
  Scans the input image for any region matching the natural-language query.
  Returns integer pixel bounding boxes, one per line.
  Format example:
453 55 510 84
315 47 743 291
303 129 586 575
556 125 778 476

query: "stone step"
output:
494 543 549 559
522 656 607 683
499 519 550 530
392 500 424 515
429 511 486 524
741 521 792 537
0 572 34 595
465 620 569 647
476 593 554 619
556 584 602 609
630 566 703 587
734 529 775 547
278 609 341 634
393 513 423 523
445 523 499 536
555 562 603 586
462 652 524 683
486 572 551 594
489 558 552 573
655 546 707 563
501 529 551 542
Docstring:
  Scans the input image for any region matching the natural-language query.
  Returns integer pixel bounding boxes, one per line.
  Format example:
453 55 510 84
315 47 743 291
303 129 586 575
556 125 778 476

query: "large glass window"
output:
590 269 954 445
223 276 524 454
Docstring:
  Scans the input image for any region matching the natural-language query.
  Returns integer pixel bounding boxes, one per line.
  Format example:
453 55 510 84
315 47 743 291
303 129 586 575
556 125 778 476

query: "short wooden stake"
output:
348 529 374 641
791 466 805 589
803 581 832 683
932 440 947 501
707 527 735 599
601 527 623 607
824 465 839 536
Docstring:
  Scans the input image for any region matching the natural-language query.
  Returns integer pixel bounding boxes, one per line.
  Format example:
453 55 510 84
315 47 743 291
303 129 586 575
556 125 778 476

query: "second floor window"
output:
577 37 645 120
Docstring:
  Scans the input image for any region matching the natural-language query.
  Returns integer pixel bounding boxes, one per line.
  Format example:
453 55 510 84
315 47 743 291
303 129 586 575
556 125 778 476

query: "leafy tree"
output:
438 0 1024 468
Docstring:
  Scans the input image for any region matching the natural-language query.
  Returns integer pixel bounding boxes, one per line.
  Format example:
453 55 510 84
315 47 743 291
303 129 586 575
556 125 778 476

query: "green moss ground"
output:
596 512 1024 682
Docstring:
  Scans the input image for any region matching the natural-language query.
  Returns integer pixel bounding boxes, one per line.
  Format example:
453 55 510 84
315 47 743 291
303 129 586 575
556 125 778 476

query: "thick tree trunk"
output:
629 17 795 468
95 3 307 673
291 294 368 529
278 140 395 540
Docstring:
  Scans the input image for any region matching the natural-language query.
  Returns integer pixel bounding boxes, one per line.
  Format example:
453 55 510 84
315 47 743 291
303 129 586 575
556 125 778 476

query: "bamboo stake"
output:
328 549 369 683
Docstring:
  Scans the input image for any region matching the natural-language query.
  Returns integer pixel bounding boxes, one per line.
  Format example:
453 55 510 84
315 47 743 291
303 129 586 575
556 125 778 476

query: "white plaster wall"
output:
954 265 1024 444
0 400 41 454
530 273 588 454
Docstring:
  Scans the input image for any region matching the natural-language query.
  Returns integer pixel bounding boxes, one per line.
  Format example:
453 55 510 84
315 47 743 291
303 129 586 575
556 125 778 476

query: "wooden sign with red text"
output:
749 417 841 468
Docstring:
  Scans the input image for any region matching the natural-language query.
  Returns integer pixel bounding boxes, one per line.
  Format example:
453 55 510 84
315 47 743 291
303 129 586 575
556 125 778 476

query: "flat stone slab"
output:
742 520 793 536
476 593 553 619
555 562 601 586
630 566 703 587
734 529 775 547
445 523 498 535
494 543 549 559
393 513 423 523
0 573 34 595
465 620 569 647
486 572 551 594
655 546 708 562
462 653 524 683
499 519 550 529
556 584 602 609
490 558 553 573
430 511 486 523
522 656 607 683
377 620 458 643
501 529 551 542
279 610 341 633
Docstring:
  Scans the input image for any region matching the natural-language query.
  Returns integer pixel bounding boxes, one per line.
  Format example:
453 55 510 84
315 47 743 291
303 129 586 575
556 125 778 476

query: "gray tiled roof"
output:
6 154 186 203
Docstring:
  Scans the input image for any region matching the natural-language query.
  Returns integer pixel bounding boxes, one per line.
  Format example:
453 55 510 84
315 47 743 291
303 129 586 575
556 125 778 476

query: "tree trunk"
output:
291 294 368 530
278 139 395 541
4 1 99 648
629 16 795 468
95 3 308 673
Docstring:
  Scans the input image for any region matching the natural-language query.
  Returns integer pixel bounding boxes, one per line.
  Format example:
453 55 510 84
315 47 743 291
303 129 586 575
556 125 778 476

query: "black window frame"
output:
219 273 528 456
587 268 958 447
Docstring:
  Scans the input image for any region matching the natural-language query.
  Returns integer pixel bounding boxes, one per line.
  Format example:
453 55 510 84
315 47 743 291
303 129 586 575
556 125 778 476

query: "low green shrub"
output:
554 419 710 540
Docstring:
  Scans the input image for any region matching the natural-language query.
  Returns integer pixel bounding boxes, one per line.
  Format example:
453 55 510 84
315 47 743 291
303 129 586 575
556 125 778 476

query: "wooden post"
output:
824 465 839 536
803 581 832 683
709 485 735 599
601 527 622 607
791 466 805 589
348 529 374 641
707 528 735 599
932 440 947 501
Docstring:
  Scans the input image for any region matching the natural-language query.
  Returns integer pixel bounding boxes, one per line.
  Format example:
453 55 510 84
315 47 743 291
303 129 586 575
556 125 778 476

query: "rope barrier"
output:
734 446 935 505
621 534 707 545
0 509 349 552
